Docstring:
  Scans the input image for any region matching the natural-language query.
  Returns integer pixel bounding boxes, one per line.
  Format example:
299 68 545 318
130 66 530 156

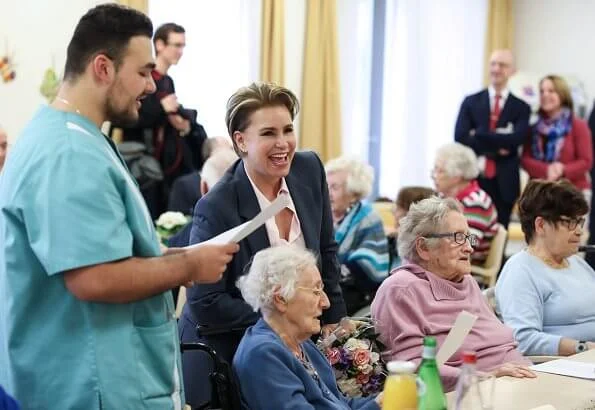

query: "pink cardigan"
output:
371 264 528 391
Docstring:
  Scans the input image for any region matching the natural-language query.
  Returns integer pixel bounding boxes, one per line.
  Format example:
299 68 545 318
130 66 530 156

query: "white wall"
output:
0 0 107 143
515 0 595 107
150 0 263 137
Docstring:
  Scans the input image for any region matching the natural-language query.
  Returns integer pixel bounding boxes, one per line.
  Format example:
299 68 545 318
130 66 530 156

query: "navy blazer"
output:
454 89 531 203
233 319 379 410
182 151 346 358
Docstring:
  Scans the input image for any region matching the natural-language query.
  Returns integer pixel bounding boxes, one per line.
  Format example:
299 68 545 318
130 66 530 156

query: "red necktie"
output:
485 94 501 178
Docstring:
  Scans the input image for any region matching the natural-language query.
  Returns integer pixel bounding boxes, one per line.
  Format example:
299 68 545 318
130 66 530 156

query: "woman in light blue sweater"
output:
496 179 595 356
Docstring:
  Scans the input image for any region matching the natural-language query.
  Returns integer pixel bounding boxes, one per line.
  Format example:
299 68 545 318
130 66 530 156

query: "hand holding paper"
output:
188 194 290 247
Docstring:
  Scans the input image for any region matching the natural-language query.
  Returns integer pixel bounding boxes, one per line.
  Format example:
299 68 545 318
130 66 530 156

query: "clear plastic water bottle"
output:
454 351 481 410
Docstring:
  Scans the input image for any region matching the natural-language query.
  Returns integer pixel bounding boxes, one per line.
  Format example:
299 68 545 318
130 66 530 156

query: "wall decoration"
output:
40 67 60 103
0 53 15 83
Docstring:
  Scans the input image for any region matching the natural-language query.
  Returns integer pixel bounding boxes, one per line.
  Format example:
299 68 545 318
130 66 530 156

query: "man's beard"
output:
106 96 139 127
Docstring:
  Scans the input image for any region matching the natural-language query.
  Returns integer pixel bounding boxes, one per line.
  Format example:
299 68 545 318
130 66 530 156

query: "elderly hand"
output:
492 362 536 379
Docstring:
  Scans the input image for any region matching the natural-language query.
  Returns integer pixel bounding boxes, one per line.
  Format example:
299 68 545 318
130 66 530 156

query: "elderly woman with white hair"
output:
371 197 534 392
325 157 389 314
432 142 499 264
233 245 382 410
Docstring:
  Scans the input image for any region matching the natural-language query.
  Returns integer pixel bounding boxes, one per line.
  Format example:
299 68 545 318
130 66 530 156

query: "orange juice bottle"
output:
382 361 418 410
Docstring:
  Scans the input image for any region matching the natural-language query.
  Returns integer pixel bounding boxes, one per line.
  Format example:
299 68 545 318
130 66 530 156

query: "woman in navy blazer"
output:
178 82 347 406
234 245 380 410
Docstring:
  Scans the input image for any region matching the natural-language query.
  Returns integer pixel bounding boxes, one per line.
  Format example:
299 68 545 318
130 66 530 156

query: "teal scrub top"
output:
0 106 184 409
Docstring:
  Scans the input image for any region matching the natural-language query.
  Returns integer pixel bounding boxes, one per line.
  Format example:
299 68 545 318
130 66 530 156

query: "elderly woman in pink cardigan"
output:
371 197 535 391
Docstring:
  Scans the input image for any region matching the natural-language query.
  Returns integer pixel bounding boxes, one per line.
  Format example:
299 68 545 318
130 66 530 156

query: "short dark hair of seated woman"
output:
325 156 390 315
233 245 382 410
372 196 535 391
496 179 595 356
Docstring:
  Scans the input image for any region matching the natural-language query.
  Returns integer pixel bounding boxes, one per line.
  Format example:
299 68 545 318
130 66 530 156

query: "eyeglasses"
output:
425 232 479 247
296 285 326 298
558 216 586 231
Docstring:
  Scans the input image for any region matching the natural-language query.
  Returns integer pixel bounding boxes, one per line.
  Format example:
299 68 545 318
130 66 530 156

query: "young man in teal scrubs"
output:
0 4 238 409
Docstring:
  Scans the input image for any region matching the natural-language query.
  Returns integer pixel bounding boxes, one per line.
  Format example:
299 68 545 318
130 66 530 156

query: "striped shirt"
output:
456 180 498 264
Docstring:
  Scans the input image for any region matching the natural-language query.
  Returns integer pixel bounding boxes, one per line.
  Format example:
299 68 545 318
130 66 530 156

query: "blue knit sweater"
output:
233 319 380 410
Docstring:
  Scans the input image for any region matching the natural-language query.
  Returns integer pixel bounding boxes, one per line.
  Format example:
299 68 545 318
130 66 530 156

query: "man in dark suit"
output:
455 49 531 229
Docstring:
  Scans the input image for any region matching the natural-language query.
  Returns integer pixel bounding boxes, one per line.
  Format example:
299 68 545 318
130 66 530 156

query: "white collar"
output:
488 85 510 101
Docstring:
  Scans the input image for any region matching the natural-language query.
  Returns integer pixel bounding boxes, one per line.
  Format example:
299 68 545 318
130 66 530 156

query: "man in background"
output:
123 22 207 218
0 5 237 408
454 49 531 229
0 126 7 173
168 136 232 215
125 22 188 142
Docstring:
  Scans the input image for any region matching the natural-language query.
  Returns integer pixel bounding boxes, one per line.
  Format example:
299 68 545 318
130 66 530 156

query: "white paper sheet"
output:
529 405 557 410
435 310 478 366
188 194 290 247
530 359 595 380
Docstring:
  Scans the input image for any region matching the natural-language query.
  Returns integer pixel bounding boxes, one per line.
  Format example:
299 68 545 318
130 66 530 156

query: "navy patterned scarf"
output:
531 108 572 162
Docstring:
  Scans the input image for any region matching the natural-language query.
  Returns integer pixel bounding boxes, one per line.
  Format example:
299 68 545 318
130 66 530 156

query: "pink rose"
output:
353 349 370 367
326 348 341 365
356 372 371 385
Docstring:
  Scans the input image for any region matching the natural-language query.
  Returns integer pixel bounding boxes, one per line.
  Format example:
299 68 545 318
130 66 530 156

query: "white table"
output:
446 350 595 410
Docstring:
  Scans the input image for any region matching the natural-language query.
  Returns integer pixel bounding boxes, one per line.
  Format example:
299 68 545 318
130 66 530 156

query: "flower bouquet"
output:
155 211 190 244
317 317 387 397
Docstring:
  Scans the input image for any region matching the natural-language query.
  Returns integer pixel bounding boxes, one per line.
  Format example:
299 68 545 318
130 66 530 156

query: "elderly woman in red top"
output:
521 75 593 194
432 142 499 265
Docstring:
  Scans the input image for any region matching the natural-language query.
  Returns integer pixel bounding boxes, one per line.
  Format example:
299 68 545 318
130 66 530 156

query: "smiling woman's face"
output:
233 105 296 186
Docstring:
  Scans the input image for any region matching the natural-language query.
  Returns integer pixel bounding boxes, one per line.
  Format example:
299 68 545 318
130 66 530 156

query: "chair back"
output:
471 224 507 287
372 201 395 235
484 225 507 270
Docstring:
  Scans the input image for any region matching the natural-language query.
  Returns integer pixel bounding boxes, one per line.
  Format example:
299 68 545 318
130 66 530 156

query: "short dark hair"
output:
518 179 588 244
154 23 185 50
64 4 153 80
396 186 436 211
